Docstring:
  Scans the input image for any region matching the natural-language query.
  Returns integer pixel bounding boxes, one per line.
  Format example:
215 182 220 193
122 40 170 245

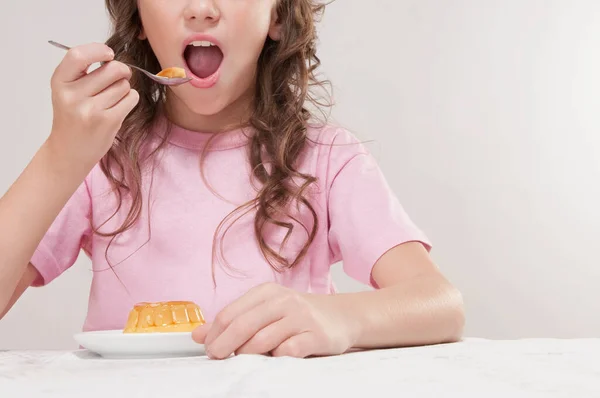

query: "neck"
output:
164 89 253 133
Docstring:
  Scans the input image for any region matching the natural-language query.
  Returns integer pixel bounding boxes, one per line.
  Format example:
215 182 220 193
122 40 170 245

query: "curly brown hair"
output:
99 0 331 279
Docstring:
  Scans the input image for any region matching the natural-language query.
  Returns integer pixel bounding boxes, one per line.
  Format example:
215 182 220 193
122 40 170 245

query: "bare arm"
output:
0 144 89 314
0 144 89 318
323 241 465 348
0 264 38 320
192 241 464 359
0 42 138 319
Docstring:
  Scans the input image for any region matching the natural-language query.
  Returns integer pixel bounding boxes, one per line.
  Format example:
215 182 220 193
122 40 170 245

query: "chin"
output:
180 92 233 116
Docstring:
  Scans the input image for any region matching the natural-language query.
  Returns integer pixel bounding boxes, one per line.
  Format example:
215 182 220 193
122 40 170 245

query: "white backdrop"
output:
1 0 599 349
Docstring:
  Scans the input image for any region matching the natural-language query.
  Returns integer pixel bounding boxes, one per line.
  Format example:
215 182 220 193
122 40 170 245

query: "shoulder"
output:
301 123 381 185
307 124 370 169
305 123 366 148
304 123 372 164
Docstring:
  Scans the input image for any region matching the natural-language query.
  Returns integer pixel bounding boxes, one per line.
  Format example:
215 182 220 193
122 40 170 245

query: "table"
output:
1 338 599 397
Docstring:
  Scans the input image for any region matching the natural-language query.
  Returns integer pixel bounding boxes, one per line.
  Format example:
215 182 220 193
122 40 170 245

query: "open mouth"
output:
183 40 224 81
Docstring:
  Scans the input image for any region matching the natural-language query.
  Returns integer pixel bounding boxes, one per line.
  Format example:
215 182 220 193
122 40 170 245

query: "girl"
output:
0 0 464 359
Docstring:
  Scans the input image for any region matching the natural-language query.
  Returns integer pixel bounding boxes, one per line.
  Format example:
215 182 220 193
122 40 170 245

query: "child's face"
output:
137 0 280 127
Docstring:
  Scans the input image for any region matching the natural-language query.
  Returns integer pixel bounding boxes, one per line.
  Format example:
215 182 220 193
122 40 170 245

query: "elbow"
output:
441 285 466 343
0 285 12 321
0 295 11 321
0 285 17 321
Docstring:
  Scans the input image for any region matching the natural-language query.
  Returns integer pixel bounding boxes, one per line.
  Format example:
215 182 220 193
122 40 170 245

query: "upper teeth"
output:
189 41 215 47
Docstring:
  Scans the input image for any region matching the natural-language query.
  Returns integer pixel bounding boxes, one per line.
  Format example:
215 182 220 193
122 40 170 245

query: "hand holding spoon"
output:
48 40 192 86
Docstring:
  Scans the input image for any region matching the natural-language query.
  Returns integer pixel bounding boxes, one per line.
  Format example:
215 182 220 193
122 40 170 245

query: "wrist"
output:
42 134 96 180
308 292 366 350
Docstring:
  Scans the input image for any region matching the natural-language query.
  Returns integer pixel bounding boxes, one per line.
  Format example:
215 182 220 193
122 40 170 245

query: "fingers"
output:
206 300 285 359
235 317 300 356
47 42 138 166
271 333 316 358
53 43 115 83
95 78 132 109
191 323 211 344
106 88 139 119
204 284 281 347
78 61 132 97
200 284 324 360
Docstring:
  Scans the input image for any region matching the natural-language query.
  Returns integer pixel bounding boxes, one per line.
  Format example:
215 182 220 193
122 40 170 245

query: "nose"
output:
184 0 221 26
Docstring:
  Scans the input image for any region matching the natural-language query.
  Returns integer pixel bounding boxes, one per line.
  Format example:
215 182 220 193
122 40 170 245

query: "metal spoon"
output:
48 40 192 86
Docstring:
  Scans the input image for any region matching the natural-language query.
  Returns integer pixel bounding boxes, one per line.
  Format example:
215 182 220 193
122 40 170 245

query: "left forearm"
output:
316 275 465 349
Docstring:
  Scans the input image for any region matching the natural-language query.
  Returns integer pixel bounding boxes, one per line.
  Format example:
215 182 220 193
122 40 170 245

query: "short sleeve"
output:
30 178 93 286
326 131 431 286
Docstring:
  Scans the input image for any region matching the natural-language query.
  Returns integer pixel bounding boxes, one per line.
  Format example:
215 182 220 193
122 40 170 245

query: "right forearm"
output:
0 42 137 310
0 139 89 304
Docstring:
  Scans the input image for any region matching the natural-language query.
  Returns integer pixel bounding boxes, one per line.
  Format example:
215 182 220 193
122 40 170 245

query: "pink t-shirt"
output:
31 120 430 332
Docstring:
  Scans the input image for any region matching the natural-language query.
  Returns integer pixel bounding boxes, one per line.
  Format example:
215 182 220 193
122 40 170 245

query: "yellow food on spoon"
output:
123 301 205 333
156 67 187 79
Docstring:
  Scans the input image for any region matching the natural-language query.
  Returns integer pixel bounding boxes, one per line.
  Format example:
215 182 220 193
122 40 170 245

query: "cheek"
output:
228 6 273 50
138 8 179 60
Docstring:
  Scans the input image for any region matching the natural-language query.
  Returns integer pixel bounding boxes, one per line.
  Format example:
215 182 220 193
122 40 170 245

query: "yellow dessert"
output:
123 301 205 333
156 67 187 79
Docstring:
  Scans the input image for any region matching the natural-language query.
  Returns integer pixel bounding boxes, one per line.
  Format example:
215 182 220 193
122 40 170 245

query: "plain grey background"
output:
1 0 599 349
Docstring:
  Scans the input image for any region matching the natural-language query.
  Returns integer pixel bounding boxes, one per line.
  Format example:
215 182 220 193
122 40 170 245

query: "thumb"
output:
192 323 212 344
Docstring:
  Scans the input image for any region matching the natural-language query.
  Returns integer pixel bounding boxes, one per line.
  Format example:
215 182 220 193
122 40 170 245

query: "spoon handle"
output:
49 40 124 66
48 40 71 51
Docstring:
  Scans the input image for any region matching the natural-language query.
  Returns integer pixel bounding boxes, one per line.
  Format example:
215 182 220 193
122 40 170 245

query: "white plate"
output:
73 330 206 359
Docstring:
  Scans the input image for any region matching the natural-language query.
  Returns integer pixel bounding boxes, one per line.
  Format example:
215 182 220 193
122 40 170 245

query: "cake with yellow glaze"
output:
156 67 187 79
123 301 205 333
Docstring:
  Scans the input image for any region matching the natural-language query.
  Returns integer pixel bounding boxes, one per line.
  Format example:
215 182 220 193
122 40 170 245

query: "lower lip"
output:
185 66 221 89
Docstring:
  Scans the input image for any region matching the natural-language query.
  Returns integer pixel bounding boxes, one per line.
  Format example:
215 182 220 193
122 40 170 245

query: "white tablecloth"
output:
1 338 599 397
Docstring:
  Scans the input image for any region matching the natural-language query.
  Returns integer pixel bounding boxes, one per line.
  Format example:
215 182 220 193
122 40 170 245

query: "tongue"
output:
185 46 223 79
